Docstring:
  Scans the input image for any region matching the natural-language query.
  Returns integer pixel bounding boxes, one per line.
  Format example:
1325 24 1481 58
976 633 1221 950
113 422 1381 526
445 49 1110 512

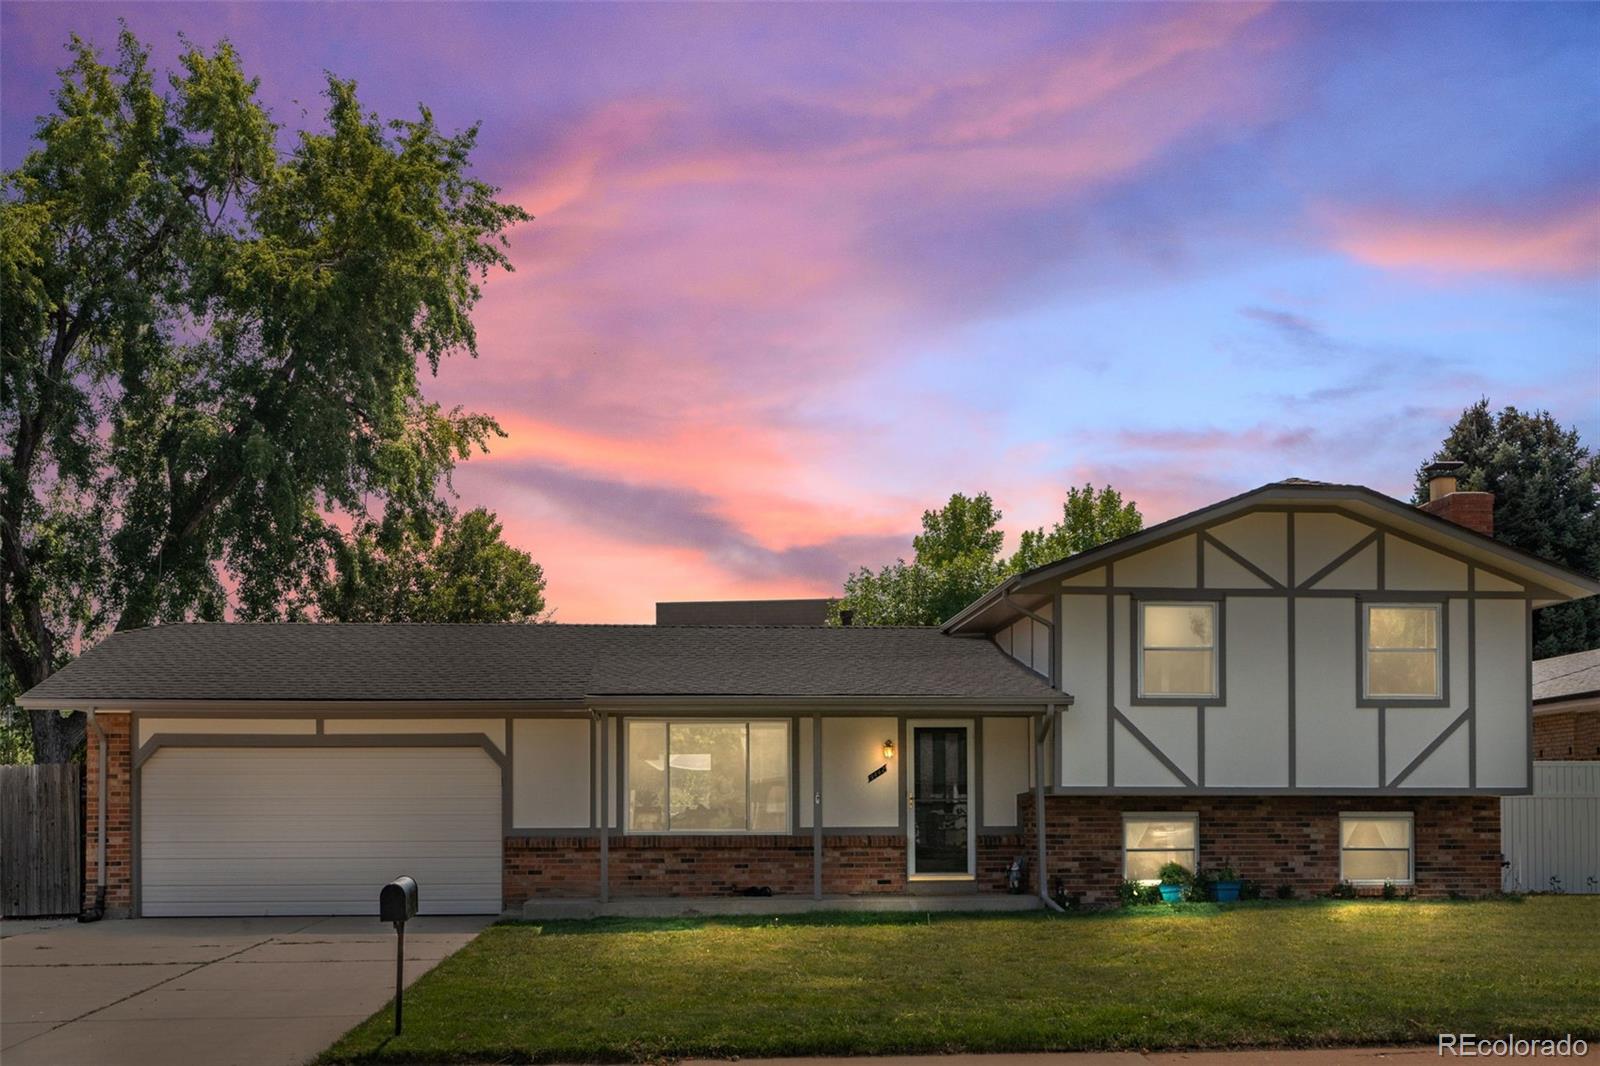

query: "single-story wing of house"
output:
19 471 1600 917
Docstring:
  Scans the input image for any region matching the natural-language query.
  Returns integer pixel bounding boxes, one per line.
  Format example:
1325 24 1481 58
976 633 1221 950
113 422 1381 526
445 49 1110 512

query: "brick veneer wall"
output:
505 834 906 901
82 713 134 916
505 831 1043 903
1533 709 1600 761
1018 793 1502 904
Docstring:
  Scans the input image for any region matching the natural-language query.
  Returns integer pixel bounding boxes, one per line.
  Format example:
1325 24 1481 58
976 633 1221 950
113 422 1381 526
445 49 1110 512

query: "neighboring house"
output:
1532 648 1600 761
656 598 836 625
18 470 1600 917
1499 648 1600 894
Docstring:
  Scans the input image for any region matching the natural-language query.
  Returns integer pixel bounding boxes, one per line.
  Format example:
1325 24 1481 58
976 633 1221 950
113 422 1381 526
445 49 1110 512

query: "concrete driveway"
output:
0 914 490 1066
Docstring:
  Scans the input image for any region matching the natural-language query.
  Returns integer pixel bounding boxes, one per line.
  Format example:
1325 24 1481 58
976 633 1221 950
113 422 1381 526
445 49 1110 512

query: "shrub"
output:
1240 879 1263 901
1330 880 1358 900
1157 862 1192 886
1275 883 1295 900
1381 880 1398 900
1116 880 1141 906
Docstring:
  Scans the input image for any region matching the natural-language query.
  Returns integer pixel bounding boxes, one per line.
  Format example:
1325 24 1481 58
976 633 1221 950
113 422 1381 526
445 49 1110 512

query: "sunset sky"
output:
4 2 1597 622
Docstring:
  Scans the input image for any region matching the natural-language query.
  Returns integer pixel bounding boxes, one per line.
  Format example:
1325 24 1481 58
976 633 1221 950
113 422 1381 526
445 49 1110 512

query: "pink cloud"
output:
1322 199 1600 279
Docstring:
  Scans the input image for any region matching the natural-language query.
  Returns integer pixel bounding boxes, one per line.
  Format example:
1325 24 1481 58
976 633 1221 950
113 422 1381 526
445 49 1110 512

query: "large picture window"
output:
625 720 790 833
1139 602 1218 698
1123 814 1198 883
1364 604 1442 699
1340 814 1413 885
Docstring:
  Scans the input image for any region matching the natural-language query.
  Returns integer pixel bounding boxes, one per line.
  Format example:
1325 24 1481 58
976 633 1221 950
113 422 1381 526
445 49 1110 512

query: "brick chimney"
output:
1418 459 1493 536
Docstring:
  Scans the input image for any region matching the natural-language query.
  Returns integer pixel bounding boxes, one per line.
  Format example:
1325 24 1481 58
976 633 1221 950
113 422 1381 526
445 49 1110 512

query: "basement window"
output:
1340 814 1414 885
625 720 790 833
1123 813 1198 883
1364 604 1442 699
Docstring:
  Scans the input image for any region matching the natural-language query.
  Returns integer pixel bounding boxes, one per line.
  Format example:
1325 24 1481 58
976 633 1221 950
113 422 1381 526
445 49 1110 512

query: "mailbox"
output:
380 876 419 924
379 876 419 1036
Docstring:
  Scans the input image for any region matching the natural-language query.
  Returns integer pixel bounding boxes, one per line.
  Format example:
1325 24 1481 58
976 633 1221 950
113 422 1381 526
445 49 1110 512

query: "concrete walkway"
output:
0 914 490 1066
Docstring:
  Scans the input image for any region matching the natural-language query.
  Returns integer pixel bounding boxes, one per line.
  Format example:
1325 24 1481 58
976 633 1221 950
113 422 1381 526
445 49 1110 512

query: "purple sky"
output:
5 2 1597 621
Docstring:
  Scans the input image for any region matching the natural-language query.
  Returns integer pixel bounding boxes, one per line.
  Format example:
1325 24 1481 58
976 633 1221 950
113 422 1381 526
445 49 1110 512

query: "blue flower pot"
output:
1213 880 1242 902
1159 884 1184 903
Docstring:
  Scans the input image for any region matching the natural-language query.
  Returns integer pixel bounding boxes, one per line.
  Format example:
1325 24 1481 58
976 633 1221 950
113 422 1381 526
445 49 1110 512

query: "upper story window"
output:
1138 602 1218 699
1364 604 1442 699
625 720 790 833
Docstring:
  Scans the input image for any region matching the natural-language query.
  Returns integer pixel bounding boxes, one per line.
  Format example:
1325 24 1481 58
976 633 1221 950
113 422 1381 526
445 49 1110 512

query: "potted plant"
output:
1157 861 1191 903
1210 861 1242 902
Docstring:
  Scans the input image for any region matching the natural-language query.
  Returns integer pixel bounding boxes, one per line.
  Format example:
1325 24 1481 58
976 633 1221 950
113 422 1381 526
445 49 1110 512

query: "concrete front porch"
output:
518 892 1046 919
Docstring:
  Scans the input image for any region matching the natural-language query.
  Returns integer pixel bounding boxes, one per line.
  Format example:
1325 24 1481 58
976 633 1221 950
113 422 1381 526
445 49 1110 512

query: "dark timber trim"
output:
1386 708 1470 788
1111 707 1198 788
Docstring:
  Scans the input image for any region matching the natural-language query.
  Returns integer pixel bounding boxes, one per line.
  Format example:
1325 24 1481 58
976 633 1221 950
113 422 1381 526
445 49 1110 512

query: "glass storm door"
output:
909 725 972 877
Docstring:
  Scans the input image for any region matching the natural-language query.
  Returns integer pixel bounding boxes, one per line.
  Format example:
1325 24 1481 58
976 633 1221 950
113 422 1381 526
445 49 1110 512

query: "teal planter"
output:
1159 884 1184 903
1213 880 1242 902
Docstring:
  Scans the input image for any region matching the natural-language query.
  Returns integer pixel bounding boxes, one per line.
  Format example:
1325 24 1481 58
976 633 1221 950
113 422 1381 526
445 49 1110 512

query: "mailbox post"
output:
379 876 419 1036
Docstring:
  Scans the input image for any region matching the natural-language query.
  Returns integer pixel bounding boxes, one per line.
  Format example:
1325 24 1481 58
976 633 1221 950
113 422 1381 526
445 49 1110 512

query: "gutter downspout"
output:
81 709 107 922
1036 706 1063 913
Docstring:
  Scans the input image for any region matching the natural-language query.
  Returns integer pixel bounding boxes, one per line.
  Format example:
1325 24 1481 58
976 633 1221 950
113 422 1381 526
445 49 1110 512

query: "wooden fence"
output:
1 763 82 917
1501 761 1600 894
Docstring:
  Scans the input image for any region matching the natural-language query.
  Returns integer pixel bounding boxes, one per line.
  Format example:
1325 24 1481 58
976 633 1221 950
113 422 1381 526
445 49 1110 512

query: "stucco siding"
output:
1057 594 1108 786
512 718 591 828
981 716 1030 826
1294 597 1376 787
1115 535 1196 587
1205 596 1289 787
1385 534 1469 590
323 717 507 751
137 717 314 745
1476 600 1530 788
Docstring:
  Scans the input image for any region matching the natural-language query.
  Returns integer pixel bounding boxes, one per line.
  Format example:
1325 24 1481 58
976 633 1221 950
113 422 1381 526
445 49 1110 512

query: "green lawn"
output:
322 897 1600 1063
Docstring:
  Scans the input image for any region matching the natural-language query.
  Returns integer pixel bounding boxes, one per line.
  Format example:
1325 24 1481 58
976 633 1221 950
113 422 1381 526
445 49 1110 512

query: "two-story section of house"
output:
946 468 1600 901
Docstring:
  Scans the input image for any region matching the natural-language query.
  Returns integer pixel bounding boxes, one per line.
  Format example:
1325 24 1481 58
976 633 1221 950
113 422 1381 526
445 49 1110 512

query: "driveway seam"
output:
2 917 326 1053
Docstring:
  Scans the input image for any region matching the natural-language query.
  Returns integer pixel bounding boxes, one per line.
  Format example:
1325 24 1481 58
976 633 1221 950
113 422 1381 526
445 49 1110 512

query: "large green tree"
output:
1415 401 1600 658
315 507 547 623
1 32 531 761
1008 483 1143 574
834 484 1142 626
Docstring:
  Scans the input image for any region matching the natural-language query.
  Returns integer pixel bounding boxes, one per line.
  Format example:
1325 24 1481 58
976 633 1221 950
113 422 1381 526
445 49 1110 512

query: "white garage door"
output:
140 746 502 916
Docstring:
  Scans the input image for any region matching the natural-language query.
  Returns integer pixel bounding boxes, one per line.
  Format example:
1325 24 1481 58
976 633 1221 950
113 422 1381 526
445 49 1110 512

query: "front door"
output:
908 723 973 879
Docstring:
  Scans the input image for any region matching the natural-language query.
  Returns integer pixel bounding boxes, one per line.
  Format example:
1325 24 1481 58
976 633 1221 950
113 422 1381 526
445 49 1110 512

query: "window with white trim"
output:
1340 814 1413 884
1123 813 1198 883
1364 604 1442 699
1139 602 1217 698
625 720 790 833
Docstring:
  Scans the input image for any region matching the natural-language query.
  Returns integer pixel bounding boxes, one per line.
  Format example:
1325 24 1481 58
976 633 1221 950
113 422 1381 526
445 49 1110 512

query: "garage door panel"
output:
140 747 502 916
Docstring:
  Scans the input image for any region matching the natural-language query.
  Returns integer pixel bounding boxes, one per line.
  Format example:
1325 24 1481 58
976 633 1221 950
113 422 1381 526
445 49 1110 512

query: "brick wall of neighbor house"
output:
1018 794 1502 904
504 831 1039 903
82 714 134 915
1533 710 1600 761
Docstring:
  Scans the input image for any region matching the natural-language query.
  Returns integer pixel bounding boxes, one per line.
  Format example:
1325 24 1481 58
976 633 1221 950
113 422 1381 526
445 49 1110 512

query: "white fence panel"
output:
1501 762 1600 894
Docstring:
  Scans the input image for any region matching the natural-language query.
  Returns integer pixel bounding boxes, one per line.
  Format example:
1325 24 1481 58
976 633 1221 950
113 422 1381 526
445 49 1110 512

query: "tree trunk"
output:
28 708 85 765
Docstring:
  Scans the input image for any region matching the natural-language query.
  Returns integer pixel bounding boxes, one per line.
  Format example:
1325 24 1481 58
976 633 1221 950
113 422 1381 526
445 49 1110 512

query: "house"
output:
18 470 1600 917
1532 648 1600 761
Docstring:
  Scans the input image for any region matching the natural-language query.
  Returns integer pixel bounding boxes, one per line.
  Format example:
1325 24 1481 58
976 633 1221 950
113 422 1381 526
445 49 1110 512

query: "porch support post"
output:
812 715 823 901
599 712 610 904
1036 706 1062 912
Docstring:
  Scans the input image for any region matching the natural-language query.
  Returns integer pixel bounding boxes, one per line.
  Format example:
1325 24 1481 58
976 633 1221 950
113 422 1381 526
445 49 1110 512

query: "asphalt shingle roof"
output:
18 623 1062 705
1533 648 1600 704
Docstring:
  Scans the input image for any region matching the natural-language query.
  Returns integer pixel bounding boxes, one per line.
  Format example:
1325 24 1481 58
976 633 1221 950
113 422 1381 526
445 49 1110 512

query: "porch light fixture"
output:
882 739 895 760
